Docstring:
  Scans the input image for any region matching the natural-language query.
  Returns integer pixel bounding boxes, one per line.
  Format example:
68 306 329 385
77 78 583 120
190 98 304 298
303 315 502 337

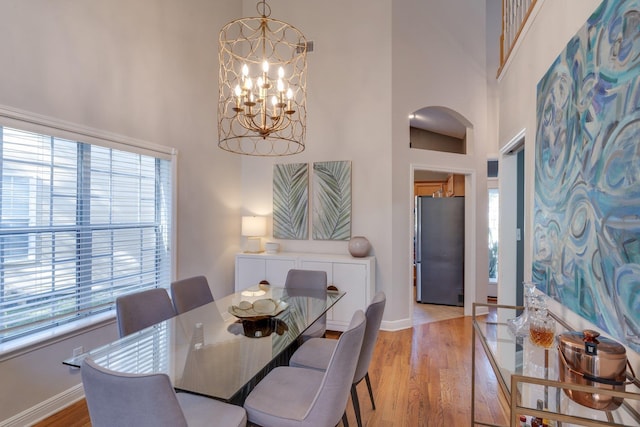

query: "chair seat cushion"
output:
288 338 336 371
177 392 247 427
244 366 325 427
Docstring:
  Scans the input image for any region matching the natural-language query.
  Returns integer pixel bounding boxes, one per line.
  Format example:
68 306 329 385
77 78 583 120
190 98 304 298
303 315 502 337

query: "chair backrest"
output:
116 288 175 337
81 358 188 427
284 269 327 292
284 269 328 338
170 275 214 314
354 291 386 383
304 310 366 427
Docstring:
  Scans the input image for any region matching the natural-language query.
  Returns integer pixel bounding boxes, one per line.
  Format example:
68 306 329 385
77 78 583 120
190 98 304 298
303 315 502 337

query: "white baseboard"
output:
0 384 84 427
381 318 412 331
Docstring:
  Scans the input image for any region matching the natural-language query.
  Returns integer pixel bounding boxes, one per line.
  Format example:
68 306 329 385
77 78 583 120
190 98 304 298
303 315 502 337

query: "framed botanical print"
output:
312 160 351 240
273 163 309 239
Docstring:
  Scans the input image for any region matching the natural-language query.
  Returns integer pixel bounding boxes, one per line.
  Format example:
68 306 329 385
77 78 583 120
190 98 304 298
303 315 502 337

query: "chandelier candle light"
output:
218 1 308 156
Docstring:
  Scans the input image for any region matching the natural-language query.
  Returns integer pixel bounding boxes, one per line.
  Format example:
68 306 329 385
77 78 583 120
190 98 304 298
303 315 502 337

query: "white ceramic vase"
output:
348 236 371 257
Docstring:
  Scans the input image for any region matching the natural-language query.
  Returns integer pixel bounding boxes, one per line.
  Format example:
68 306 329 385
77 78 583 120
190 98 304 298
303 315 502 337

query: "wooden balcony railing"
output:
499 0 537 74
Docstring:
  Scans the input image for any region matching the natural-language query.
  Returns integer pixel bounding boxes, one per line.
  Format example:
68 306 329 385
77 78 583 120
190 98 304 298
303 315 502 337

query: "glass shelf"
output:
472 303 640 426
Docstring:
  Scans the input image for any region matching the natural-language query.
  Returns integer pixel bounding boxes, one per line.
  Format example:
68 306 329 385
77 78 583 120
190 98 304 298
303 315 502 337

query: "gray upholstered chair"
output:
81 358 247 427
170 275 214 314
284 269 327 339
243 310 366 427
115 288 176 337
289 292 386 427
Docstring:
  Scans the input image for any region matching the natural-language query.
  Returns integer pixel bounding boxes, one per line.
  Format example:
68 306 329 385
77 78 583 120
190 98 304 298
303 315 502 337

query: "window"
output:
488 187 499 282
488 160 499 283
0 125 172 343
1 176 30 261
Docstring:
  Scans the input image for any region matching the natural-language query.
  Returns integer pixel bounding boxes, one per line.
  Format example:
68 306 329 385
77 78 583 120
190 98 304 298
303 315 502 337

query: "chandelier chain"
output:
257 0 271 18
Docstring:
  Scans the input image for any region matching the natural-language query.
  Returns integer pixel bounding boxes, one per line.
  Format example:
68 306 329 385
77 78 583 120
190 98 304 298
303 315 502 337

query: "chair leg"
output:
351 384 363 427
342 411 349 427
364 372 376 410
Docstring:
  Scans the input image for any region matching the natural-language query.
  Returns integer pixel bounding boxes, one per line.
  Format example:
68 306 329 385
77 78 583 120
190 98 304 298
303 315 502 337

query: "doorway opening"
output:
498 132 525 307
409 105 475 322
412 168 467 325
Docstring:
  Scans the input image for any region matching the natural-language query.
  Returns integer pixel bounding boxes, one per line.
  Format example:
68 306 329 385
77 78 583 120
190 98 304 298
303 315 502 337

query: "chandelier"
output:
218 1 308 156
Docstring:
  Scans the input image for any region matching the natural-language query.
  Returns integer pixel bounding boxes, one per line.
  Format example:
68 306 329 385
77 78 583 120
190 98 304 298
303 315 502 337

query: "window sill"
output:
0 311 116 362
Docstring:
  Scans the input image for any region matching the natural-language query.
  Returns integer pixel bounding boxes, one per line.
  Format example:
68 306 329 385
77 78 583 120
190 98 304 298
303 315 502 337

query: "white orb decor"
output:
348 236 371 257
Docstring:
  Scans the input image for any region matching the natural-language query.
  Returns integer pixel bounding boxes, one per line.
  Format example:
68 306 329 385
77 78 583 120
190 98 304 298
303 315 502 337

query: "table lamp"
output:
242 216 267 253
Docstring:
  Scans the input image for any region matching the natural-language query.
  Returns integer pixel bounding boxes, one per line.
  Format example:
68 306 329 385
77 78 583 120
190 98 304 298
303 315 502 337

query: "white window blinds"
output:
0 126 172 343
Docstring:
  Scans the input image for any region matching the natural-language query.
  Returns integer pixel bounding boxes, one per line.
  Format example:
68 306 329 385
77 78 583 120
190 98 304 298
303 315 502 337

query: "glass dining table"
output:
64 286 344 405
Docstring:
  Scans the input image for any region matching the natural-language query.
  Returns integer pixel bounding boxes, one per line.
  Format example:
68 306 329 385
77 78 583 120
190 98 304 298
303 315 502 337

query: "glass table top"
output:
64 286 344 402
473 303 640 426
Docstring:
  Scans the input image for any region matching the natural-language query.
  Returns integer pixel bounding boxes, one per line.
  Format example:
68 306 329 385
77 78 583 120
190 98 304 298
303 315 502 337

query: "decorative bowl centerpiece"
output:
228 298 289 338
228 298 288 320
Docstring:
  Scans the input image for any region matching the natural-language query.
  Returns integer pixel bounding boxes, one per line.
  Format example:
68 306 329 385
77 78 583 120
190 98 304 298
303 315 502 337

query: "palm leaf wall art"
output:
312 161 351 240
273 163 309 239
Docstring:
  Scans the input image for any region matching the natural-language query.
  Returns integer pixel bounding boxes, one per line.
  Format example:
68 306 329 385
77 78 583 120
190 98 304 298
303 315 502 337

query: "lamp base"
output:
245 237 262 253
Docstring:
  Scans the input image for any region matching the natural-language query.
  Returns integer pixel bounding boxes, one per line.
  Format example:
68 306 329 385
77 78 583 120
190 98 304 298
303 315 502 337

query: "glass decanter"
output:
507 281 537 337
529 306 555 348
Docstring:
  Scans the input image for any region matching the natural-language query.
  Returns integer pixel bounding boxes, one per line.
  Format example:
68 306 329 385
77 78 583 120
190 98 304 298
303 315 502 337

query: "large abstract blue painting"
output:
534 0 640 352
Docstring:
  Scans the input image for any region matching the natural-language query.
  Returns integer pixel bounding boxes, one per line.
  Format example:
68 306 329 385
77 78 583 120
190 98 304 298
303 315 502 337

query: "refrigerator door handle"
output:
416 196 422 262
416 261 422 301
415 196 422 302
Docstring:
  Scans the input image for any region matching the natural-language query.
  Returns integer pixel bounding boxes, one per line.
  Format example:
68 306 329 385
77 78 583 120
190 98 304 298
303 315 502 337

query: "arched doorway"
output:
409 106 476 323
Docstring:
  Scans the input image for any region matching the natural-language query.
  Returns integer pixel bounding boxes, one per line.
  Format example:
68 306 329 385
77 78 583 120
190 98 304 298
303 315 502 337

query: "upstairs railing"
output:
499 0 537 74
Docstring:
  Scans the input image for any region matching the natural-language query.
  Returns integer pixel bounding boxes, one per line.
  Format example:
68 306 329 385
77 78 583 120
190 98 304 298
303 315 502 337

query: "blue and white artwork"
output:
534 0 640 352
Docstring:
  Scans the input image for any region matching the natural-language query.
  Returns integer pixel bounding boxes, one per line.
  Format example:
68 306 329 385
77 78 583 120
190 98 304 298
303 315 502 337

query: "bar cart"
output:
471 303 640 426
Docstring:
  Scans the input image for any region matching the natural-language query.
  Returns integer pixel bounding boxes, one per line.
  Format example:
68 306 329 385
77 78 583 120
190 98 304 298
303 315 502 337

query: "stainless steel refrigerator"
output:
415 196 464 305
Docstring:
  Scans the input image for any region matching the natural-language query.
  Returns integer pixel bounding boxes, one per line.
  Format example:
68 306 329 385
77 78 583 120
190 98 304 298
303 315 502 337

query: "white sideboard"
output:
235 252 376 331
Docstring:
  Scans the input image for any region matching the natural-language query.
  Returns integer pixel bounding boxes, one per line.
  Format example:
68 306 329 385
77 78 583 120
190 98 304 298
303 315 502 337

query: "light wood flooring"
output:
34 303 507 427
413 301 464 326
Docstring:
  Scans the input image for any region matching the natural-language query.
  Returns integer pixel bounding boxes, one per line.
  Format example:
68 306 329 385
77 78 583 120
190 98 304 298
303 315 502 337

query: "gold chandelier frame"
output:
218 1 307 156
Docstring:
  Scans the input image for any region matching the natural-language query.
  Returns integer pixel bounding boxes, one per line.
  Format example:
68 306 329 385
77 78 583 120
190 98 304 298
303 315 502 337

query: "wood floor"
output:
413 301 464 326
34 304 508 427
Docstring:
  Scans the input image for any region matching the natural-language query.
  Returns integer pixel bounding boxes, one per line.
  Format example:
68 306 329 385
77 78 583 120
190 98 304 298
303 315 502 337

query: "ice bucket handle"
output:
558 346 637 386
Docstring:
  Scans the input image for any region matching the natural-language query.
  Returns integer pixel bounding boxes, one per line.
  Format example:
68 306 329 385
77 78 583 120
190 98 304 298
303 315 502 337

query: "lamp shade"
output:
242 216 267 237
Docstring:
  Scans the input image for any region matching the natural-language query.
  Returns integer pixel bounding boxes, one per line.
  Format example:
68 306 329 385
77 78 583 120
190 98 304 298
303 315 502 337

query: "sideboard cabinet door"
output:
296 255 375 331
235 254 296 291
236 256 266 292
330 262 368 330
265 259 297 286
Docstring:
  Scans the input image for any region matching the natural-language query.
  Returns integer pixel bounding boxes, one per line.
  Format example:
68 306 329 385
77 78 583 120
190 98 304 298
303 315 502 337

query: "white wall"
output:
238 0 395 314
391 0 491 320
0 0 241 421
486 0 502 158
